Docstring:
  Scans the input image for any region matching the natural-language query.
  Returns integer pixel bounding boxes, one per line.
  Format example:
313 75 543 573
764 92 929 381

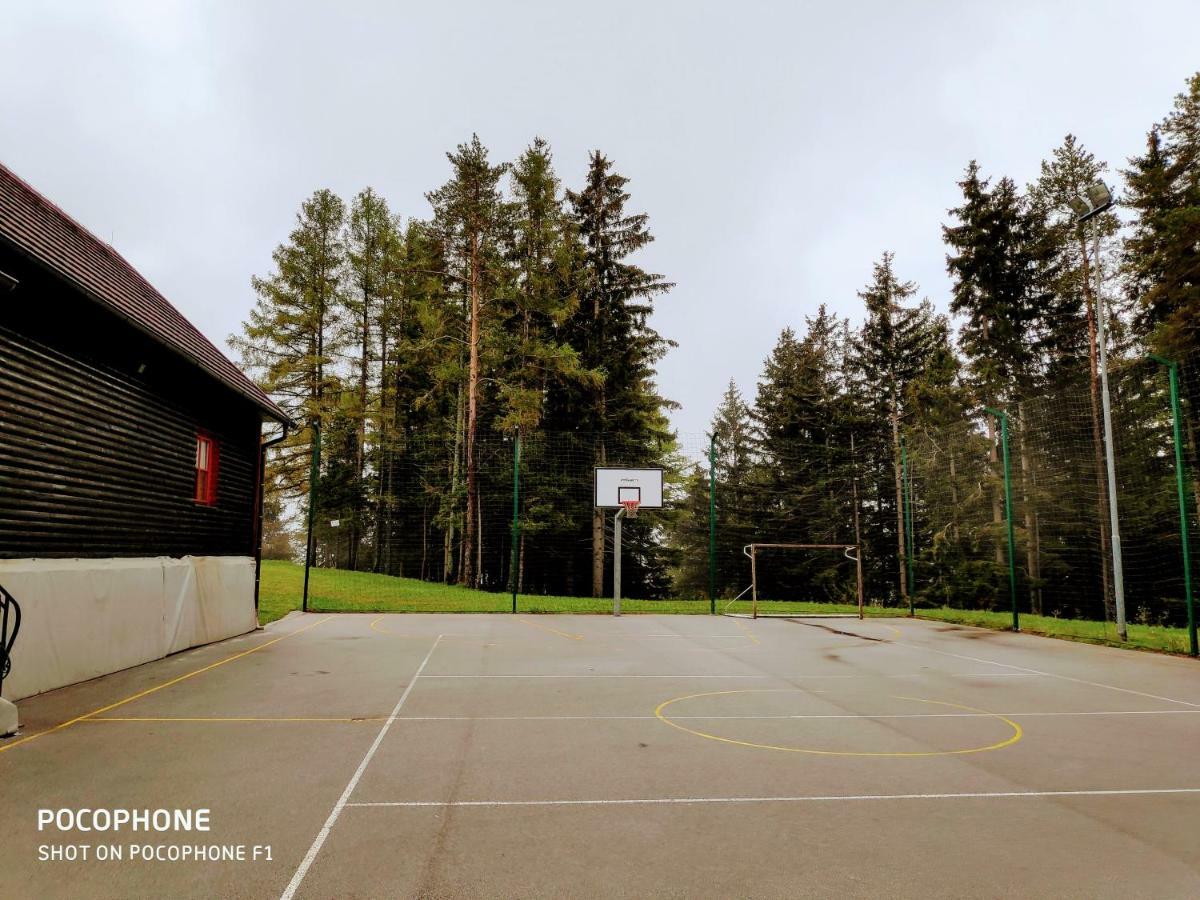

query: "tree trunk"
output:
446 383 464 583
949 450 960 542
421 505 428 582
987 415 1003 567
462 240 481 588
373 321 389 573
592 440 607 597
518 527 526 594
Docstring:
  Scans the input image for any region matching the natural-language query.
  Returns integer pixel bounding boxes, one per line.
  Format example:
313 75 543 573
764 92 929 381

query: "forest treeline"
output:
238 73 1200 615
235 137 676 597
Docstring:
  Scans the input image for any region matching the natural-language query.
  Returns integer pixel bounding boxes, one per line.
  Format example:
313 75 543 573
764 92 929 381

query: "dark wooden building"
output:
0 161 287 702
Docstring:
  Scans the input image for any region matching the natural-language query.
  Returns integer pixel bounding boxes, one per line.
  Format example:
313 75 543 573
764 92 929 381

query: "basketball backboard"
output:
594 467 664 509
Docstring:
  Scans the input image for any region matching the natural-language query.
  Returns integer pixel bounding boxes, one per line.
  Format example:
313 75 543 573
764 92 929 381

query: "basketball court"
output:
3 611 1200 898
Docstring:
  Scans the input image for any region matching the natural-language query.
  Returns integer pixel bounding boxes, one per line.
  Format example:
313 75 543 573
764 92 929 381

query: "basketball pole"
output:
708 433 717 615
613 507 625 616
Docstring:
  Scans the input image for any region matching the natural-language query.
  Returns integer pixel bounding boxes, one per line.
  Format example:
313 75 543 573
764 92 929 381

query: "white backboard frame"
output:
594 467 665 509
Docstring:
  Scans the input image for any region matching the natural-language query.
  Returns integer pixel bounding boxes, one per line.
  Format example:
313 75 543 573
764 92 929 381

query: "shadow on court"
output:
3 612 1200 898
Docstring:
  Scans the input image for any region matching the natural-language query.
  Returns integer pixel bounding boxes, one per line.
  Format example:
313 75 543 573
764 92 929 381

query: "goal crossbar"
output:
741 543 865 620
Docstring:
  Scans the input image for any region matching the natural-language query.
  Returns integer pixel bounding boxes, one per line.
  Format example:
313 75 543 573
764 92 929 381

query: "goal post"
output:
742 543 865 620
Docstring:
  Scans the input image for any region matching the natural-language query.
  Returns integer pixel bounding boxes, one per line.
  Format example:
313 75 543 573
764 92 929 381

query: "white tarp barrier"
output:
0 556 256 702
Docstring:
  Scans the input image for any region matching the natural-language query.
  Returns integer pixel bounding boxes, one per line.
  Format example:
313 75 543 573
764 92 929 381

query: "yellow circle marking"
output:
654 690 1023 757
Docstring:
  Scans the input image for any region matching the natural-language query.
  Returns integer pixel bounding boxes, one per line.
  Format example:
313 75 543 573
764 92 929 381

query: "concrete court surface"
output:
2 612 1200 899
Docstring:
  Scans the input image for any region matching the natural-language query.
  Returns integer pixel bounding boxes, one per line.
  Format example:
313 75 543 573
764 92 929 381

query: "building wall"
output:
0 556 257 702
0 244 263 559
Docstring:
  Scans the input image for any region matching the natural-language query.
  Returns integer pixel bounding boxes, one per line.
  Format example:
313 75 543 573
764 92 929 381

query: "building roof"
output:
0 161 287 422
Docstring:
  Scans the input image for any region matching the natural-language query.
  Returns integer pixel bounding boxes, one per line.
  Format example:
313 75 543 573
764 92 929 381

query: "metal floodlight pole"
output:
708 433 717 615
1073 182 1127 641
613 507 625 616
985 407 1019 632
510 431 521 614
1094 227 1127 641
1150 355 1197 656
901 436 914 613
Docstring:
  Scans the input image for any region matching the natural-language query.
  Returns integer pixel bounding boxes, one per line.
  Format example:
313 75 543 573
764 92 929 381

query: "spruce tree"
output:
560 151 675 597
851 253 941 603
501 138 592 431
1124 73 1200 359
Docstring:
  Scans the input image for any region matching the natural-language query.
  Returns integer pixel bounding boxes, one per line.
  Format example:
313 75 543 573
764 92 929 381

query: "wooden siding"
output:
0 247 262 560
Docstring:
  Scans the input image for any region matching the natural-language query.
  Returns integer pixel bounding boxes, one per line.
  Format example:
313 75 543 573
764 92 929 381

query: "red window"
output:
194 433 219 505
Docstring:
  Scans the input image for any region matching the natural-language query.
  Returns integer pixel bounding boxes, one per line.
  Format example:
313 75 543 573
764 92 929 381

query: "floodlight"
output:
1067 197 1090 219
1071 180 1115 223
1086 181 1113 210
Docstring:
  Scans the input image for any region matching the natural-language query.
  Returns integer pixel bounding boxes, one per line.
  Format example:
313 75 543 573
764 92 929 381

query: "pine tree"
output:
426 135 509 587
232 189 346 574
343 187 399 569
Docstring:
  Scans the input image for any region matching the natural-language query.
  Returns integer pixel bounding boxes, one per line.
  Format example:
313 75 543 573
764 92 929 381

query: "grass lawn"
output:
256 560 892 622
257 560 1196 656
912 606 1196 655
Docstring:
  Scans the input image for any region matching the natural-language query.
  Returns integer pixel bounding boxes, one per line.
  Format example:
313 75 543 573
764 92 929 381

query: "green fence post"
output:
901 437 914 615
1150 355 1197 656
985 407 1018 632
709 433 717 615
302 423 321 613
510 431 521 614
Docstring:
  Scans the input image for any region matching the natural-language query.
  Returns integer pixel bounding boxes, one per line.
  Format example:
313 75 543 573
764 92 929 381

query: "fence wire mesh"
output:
263 358 1197 650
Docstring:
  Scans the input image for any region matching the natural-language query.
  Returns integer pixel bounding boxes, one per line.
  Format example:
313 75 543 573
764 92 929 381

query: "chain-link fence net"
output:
263 362 1197 646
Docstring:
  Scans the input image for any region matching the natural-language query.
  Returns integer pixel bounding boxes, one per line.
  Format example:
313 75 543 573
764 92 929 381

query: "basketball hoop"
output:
620 499 640 519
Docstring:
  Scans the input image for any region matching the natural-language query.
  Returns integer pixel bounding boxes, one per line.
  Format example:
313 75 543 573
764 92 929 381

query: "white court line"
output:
419 672 1038 679
394 709 1200 721
897 642 1200 709
280 634 443 900
345 787 1200 809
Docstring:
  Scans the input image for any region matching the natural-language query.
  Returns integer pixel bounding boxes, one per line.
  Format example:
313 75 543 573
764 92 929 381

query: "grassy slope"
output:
257 560 890 622
912 606 1195 655
258 560 1194 656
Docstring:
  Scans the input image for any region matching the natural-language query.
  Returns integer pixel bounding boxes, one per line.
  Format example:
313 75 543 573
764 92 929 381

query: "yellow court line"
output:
368 616 430 637
0 616 331 754
86 715 384 724
654 690 1023 757
733 619 761 645
882 624 903 637
518 618 584 641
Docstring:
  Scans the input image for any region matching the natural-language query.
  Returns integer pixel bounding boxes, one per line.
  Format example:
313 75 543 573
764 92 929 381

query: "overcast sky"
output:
2 1 1197 438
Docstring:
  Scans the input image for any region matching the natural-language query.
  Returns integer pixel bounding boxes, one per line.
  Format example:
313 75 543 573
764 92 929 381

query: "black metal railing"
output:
0 583 19 695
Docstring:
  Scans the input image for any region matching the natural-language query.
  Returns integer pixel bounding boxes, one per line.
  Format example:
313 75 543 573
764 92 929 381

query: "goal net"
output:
724 543 865 619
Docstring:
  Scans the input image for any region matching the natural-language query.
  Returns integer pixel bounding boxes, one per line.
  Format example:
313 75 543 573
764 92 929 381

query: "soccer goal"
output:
727 543 865 620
